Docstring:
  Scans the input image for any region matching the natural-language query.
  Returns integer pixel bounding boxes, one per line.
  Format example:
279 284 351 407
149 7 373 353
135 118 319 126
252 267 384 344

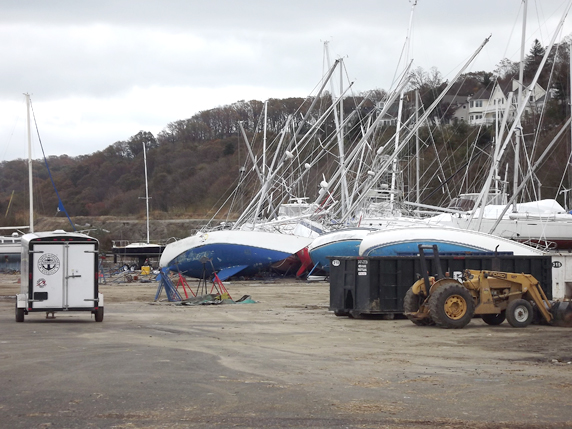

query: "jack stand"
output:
196 257 212 297
176 272 195 298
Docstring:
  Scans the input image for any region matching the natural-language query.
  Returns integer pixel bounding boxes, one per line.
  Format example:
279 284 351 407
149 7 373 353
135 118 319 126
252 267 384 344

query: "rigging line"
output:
556 149 572 207
502 1 525 61
29 98 76 231
420 144 489 205
522 37 564 202
203 172 243 228
422 123 453 202
533 0 544 44
1 100 24 160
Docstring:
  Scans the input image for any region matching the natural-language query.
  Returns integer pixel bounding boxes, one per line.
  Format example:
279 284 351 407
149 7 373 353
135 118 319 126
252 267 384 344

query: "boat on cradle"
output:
0 233 23 271
427 198 572 250
112 142 166 267
159 230 312 280
419 2 572 252
359 225 545 257
112 240 165 261
160 52 356 279
0 233 23 255
305 227 376 274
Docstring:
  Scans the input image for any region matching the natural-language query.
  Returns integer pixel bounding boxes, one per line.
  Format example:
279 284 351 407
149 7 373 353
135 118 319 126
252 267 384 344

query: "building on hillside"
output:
375 100 400 126
513 80 547 122
466 88 492 125
451 79 546 126
443 94 470 122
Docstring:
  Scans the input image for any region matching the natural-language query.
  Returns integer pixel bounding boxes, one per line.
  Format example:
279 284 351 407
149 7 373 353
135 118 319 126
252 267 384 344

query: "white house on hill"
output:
452 79 546 125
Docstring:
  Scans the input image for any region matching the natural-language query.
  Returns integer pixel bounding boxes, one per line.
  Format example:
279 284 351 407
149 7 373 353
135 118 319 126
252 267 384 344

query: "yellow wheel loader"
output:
404 245 572 329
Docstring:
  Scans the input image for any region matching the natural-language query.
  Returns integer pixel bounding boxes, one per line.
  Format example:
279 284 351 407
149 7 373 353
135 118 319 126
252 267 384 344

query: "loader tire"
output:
403 287 434 326
481 311 506 326
429 283 475 329
506 299 533 328
15 305 24 323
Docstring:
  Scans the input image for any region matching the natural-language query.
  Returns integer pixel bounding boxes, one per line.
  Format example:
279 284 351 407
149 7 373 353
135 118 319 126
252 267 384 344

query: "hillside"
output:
34 215 209 253
2 40 572 251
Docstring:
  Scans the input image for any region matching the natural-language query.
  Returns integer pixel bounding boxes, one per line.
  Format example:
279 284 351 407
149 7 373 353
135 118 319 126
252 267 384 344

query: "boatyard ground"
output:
1 273 572 428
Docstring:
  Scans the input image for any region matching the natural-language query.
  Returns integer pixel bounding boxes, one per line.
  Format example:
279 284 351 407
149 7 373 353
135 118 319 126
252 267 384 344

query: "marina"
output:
4 1 572 427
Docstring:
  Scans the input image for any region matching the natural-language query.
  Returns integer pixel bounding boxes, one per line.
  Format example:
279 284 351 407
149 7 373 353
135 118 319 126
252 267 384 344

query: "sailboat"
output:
112 142 164 267
159 53 345 279
425 0 572 250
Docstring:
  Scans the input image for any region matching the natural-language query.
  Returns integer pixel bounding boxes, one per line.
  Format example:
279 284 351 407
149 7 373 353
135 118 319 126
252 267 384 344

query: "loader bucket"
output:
550 301 572 327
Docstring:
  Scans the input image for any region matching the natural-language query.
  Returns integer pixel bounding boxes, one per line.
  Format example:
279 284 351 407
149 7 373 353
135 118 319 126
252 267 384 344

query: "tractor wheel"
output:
481 311 506 326
403 287 434 326
94 307 104 322
506 299 533 328
15 305 24 323
428 283 475 329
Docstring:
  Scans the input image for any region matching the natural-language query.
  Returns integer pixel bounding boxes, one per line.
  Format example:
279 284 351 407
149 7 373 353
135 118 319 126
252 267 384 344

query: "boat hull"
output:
308 228 374 272
428 199 572 250
160 230 312 279
360 226 545 257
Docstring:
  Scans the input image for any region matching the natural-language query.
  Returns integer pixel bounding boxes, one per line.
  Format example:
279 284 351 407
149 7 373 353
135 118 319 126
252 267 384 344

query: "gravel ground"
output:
1 273 572 428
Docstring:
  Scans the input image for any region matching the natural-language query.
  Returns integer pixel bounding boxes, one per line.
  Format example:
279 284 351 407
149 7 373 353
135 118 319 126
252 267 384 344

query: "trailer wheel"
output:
506 299 533 328
15 305 24 323
403 287 434 326
94 307 104 322
481 311 506 326
429 283 475 329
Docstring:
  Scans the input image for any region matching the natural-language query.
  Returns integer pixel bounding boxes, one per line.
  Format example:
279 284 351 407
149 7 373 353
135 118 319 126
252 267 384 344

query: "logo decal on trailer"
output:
36 278 47 288
38 254 60 275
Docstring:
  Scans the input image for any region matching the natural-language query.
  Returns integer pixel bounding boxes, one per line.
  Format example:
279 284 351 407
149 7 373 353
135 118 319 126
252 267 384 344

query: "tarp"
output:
179 294 256 306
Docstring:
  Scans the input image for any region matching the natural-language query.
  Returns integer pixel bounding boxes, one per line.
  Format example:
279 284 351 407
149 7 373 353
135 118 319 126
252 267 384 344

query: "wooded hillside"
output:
1 39 571 243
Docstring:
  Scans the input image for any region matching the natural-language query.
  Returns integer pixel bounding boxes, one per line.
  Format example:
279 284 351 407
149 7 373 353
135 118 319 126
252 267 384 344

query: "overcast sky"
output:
1 0 571 161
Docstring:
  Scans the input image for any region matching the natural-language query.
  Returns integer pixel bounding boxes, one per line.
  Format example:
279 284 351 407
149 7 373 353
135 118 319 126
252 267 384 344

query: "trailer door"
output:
66 243 97 308
31 242 96 309
31 244 65 309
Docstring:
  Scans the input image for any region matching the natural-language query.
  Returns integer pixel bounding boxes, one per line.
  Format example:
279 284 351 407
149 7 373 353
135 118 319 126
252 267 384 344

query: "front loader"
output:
404 245 572 329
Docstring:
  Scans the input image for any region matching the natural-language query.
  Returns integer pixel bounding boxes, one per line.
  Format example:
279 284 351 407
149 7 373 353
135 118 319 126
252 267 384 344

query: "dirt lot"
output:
1 273 572 428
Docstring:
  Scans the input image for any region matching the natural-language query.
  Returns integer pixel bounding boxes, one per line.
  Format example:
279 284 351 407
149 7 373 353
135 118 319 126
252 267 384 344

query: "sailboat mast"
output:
569 38 572 210
143 142 150 244
263 100 268 178
25 93 34 233
415 89 420 208
513 0 527 212
390 0 417 210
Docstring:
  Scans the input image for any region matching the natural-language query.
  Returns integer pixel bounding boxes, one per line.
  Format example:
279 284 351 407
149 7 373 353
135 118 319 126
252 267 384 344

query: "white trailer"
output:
16 230 103 322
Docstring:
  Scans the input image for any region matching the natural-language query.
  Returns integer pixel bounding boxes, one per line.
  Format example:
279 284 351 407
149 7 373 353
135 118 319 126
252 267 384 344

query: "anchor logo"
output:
38 253 60 275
